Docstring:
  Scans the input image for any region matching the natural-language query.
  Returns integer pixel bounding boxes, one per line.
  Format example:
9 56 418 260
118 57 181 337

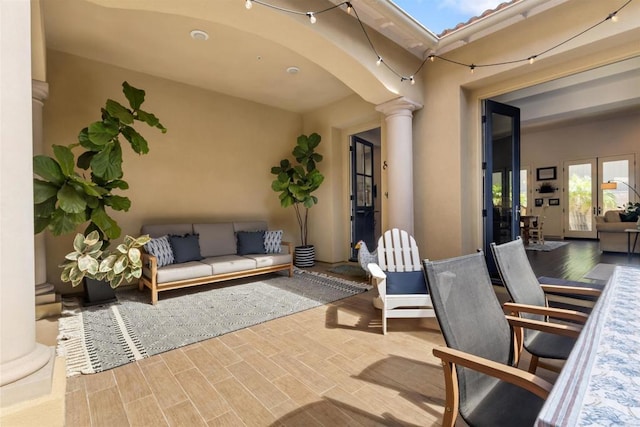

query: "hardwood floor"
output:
63 240 636 427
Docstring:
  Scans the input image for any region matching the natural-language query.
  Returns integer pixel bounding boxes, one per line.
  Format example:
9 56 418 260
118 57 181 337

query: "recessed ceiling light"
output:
190 30 209 41
286 66 300 74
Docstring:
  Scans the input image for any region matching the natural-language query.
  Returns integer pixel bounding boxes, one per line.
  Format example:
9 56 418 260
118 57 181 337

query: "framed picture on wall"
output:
536 166 557 181
535 198 544 207
549 198 560 206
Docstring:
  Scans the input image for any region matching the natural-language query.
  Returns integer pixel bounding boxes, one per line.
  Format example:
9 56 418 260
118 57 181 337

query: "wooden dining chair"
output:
424 252 564 427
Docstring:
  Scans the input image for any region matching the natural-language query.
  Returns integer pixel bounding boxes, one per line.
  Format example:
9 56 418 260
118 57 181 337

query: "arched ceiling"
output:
42 0 424 113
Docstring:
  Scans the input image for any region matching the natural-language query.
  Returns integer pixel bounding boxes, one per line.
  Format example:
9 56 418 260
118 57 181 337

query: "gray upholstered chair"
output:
424 252 560 427
490 237 601 373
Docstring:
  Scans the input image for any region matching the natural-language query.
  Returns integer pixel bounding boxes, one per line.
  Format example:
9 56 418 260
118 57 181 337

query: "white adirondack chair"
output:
367 228 435 334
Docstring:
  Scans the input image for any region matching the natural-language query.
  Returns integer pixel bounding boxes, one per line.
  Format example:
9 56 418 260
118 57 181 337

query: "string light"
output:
307 12 317 24
242 0 634 84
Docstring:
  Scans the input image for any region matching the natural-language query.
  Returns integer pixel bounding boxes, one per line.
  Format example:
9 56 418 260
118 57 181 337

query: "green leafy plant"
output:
60 231 151 288
33 81 166 240
270 133 324 247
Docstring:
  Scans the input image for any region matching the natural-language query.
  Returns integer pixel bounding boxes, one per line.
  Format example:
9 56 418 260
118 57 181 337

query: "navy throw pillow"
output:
619 211 639 222
237 231 266 255
169 234 203 263
385 270 428 295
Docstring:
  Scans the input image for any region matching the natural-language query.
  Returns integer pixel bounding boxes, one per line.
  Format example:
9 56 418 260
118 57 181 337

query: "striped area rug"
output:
57 269 370 376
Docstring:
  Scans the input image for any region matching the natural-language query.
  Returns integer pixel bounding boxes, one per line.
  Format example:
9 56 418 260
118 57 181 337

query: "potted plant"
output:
33 81 166 303
271 132 324 267
537 182 556 193
60 231 151 305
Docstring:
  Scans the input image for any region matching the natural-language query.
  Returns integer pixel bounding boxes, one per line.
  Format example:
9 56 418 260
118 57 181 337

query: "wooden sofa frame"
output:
139 241 294 305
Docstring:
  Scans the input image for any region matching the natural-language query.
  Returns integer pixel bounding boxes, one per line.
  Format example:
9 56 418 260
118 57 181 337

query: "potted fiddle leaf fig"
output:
33 81 166 304
271 132 324 267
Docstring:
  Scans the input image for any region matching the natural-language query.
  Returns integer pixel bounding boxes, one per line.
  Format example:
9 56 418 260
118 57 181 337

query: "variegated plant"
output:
60 230 151 288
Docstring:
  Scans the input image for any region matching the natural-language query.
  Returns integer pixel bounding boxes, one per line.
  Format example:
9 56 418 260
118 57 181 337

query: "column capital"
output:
375 96 423 118
32 80 49 103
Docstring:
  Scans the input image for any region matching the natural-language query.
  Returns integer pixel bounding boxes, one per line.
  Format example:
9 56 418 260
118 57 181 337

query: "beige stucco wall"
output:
43 51 304 293
414 0 640 260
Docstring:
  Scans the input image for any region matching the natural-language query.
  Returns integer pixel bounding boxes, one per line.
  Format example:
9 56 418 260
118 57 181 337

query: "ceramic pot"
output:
294 245 315 268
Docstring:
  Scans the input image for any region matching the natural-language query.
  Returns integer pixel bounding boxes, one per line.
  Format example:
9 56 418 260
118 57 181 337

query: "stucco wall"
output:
414 0 640 260
43 51 303 293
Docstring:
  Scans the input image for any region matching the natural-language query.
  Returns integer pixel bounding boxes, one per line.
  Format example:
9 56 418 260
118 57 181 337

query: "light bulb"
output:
410 76 415 85
470 65 475 74
429 55 435 62
528 56 536 64
346 3 352 14
307 12 316 24
245 0 252 10
376 57 382 67
611 13 619 22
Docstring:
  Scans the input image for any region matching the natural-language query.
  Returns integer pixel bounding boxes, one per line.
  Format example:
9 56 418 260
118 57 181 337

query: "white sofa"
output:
139 221 293 304
595 210 640 254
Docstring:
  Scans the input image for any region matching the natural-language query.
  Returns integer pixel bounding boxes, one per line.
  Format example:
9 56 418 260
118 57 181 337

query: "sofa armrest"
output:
141 252 158 277
281 241 294 254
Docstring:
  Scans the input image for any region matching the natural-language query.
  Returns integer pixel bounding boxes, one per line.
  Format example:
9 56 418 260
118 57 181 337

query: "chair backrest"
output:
376 229 421 272
490 237 546 323
424 252 514 418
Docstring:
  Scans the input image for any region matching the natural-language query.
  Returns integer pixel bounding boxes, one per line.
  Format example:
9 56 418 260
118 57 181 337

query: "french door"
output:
564 154 635 238
350 136 376 260
483 99 521 274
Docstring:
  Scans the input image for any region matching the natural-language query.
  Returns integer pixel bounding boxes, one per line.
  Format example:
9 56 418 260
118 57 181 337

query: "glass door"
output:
483 99 521 274
564 154 635 239
350 136 376 260
564 159 597 238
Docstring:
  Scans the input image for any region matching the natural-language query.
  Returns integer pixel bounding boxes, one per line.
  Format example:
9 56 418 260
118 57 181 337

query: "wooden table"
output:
535 265 640 426
625 228 640 262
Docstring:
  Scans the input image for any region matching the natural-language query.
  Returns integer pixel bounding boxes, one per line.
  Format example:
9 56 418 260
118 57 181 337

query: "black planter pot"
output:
84 277 117 306
294 245 315 268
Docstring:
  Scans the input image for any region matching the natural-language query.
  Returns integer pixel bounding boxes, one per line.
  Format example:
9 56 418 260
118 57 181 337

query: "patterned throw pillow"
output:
144 235 174 267
264 230 283 254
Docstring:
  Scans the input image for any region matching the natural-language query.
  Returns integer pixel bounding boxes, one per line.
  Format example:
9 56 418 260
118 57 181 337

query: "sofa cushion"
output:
245 253 293 268
386 270 428 294
237 231 266 255
233 221 268 232
620 211 639 222
141 223 193 238
193 223 237 257
151 261 213 284
169 234 203 263
603 210 622 223
201 255 257 275
264 230 283 254
144 235 174 267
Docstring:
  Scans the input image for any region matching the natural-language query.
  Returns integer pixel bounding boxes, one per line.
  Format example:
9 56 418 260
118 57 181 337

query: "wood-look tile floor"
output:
64 267 450 427
64 242 628 427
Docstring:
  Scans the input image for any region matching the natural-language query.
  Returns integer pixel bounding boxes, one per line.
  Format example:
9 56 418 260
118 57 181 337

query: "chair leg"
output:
382 310 387 335
528 355 539 374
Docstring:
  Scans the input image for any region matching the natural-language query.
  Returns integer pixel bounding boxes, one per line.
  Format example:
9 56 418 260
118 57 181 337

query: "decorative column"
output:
0 0 55 404
33 80 49 291
376 97 423 235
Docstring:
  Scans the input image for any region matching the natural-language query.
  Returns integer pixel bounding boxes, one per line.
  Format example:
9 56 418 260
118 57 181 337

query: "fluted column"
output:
0 0 53 396
376 97 423 235
33 80 49 288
